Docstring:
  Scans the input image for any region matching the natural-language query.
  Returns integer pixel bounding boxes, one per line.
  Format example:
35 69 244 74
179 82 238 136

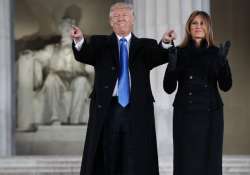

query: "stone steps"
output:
159 156 250 174
0 155 249 175
0 156 80 175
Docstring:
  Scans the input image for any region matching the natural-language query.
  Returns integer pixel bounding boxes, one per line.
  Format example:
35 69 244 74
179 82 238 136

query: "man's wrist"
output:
161 41 172 49
162 39 170 44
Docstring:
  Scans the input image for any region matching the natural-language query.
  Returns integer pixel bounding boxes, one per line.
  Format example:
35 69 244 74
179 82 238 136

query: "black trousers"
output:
100 97 132 175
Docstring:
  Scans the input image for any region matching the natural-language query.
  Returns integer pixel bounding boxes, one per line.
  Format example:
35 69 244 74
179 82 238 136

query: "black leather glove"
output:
218 40 231 66
167 46 178 71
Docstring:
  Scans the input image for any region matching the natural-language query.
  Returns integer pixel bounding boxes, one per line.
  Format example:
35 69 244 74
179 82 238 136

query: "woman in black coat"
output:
163 11 232 175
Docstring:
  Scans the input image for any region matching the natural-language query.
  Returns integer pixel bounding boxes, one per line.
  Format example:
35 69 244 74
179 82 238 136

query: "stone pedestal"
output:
16 125 87 155
0 0 15 156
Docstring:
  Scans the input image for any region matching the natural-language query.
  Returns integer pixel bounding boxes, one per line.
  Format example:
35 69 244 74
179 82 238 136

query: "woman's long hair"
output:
179 10 215 48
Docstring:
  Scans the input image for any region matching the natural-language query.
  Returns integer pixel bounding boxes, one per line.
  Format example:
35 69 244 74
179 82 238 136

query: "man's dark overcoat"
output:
72 33 169 175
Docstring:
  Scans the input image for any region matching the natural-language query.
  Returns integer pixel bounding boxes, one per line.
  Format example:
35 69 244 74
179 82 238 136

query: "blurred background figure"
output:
17 17 93 130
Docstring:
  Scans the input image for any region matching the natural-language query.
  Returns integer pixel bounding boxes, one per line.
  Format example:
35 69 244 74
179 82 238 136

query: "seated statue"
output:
17 17 93 131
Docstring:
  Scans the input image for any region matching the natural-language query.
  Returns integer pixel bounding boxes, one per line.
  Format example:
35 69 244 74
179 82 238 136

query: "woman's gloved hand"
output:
167 46 178 71
218 40 231 66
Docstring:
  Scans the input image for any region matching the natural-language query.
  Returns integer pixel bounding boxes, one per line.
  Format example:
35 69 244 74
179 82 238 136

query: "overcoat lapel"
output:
110 33 119 69
129 33 139 66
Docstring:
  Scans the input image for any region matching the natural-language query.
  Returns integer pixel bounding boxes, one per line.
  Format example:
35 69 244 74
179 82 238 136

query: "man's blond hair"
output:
109 2 134 17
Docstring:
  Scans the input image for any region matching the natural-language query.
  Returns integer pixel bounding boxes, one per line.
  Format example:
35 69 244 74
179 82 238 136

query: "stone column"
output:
132 0 210 160
0 0 15 156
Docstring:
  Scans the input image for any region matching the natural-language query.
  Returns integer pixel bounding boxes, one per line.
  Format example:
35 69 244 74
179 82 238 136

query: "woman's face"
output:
190 15 207 40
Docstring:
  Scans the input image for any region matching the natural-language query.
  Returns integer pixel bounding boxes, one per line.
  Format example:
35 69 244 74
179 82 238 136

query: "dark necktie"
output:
118 38 130 107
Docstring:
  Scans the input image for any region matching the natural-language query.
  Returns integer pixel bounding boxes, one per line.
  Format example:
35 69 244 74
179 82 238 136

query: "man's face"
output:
110 8 134 36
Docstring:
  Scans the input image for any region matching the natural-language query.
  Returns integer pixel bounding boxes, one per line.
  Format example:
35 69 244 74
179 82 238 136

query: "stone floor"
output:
0 155 249 175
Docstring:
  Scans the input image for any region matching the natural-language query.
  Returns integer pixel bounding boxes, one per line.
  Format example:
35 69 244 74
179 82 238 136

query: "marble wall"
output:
15 0 115 39
211 0 250 154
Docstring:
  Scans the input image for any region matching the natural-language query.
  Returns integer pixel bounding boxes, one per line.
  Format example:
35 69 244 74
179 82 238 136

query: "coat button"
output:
188 92 192 96
97 105 102 109
104 85 109 89
111 66 116 70
189 75 193 80
204 84 208 88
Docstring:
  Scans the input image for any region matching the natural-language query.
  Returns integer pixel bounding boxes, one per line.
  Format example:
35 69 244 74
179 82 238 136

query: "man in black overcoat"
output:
70 2 175 175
